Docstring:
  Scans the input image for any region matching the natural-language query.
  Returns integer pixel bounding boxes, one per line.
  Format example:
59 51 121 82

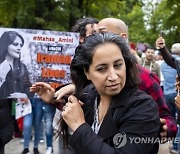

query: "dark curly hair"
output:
71 17 99 38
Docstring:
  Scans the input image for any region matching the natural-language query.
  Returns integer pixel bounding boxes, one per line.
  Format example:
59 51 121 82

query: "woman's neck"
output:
98 96 111 122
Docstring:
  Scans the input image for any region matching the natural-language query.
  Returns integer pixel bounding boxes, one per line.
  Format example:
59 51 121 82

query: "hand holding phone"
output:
156 36 165 49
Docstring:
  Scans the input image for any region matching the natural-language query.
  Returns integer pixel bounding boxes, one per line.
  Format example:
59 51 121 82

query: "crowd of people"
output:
0 16 180 154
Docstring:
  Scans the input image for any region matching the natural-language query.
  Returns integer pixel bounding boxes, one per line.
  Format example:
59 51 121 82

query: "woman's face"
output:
7 36 23 59
85 43 126 97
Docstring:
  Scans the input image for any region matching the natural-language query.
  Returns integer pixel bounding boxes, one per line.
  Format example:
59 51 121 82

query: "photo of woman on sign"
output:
0 31 34 98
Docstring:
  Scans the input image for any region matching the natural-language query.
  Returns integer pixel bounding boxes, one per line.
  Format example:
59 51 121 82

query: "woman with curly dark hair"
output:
31 32 160 154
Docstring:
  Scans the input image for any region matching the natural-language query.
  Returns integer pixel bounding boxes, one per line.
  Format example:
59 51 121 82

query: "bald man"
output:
97 18 177 140
98 18 128 37
71 17 98 43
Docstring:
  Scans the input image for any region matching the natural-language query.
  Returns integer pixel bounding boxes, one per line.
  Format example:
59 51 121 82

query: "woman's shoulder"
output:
115 88 157 112
113 88 160 130
121 87 153 101
115 89 159 124
131 89 155 102
129 89 158 111
113 87 156 109
133 89 153 99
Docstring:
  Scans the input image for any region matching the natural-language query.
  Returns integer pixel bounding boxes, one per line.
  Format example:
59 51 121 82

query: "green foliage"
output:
146 0 180 48
0 0 20 27
126 4 146 43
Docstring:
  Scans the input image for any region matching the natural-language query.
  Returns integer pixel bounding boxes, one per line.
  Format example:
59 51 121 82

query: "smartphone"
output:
175 57 180 77
159 32 164 37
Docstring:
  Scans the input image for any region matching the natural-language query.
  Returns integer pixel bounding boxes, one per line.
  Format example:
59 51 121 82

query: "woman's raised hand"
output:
61 95 85 132
30 82 55 103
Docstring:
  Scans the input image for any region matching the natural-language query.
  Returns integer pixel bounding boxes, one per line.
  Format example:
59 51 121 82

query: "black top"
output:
69 85 160 154
0 62 33 98
0 99 14 146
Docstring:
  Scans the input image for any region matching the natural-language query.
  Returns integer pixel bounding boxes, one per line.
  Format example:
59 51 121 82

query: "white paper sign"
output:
8 92 28 99
15 98 32 119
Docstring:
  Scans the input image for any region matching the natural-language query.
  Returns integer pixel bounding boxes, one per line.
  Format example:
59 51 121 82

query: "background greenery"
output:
0 0 179 49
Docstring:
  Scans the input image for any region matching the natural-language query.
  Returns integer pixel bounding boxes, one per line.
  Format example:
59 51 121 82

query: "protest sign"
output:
15 98 32 119
0 28 79 98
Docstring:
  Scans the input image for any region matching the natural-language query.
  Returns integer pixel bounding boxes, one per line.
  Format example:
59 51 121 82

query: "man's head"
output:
144 47 155 61
154 50 163 61
71 17 99 43
97 18 128 38
171 43 180 56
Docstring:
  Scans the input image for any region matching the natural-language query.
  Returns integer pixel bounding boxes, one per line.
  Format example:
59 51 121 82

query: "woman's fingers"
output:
175 96 180 109
55 84 75 100
67 95 84 106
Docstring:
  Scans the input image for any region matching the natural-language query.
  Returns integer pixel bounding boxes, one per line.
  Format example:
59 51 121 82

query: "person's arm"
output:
151 75 177 138
130 48 142 65
138 67 177 138
156 37 176 69
175 95 180 109
30 82 76 111
175 76 180 109
159 47 175 69
53 83 75 110
55 83 75 101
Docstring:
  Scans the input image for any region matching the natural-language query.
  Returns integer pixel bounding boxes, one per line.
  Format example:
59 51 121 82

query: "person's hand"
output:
55 84 75 101
156 37 165 49
175 76 180 109
160 118 168 143
30 82 55 103
175 76 180 92
61 95 85 132
130 48 137 56
130 48 141 64
175 95 180 109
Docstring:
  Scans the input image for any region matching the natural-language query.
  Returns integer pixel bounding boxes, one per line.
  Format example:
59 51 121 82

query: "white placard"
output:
15 98 32 119
0 28 79 99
